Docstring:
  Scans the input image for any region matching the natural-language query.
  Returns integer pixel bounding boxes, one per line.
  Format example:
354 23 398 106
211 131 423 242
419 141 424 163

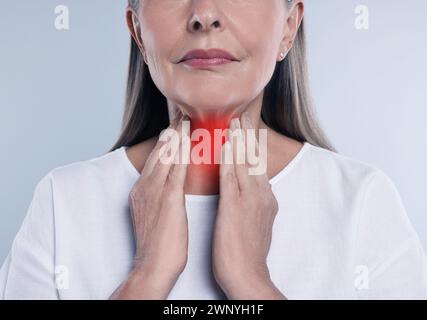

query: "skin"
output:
111 0 305 299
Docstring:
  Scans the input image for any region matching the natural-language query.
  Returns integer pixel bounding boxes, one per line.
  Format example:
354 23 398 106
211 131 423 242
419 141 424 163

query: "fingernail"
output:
230 118 239 130
222 141 231 152
242 111 251 125
235 119 243 140
159 128 168 140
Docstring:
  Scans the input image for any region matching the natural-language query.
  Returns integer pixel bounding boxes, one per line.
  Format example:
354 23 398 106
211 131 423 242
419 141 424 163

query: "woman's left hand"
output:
212 112 286 300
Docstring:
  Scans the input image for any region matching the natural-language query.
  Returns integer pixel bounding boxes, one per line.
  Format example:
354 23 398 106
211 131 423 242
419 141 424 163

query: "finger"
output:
149 114 184 183
166 115 191 190
219 140 239 196
229 117 251 191
240 111 269 185
140 114 182 179
169 107 185 125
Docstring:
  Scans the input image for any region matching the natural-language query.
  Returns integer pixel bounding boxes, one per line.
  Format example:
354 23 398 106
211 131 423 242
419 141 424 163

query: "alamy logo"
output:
54 5 70 31
354 265 369 290
354 5 369 30
55 265 70 290
157 120 268 176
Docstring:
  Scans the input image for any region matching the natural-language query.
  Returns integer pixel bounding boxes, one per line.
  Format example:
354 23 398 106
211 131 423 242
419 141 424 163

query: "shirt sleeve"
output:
354 169 427 299
0 172 58 299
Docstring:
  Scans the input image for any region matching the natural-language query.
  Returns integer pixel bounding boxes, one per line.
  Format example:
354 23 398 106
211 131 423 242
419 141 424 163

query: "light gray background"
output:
0 0 426 263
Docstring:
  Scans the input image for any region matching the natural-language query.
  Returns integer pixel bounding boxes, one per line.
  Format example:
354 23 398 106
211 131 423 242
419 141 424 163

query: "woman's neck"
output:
184 114 265 196
184 117 227 195
125 117 303 196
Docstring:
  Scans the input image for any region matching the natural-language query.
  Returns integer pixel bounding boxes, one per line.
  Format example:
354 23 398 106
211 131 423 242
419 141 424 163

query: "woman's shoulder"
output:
42 137 158 187
300 142 398 199
43 146 131 187
302 143 411 235
305 142 383 181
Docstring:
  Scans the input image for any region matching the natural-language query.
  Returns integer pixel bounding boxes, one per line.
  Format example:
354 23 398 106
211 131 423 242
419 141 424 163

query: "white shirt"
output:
1 142 426 300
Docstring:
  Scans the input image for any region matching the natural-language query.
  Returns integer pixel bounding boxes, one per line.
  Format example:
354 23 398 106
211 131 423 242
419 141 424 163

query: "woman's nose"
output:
187 0 223 33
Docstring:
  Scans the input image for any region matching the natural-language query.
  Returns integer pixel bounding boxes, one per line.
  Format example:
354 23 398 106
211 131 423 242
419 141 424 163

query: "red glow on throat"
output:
188 116 231 184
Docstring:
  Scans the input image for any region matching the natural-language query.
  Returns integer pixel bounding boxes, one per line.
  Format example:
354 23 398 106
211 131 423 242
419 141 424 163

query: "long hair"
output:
109 1 335 153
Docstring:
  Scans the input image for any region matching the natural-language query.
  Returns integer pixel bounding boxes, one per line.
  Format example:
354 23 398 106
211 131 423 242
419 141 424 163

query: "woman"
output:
1 0 426 300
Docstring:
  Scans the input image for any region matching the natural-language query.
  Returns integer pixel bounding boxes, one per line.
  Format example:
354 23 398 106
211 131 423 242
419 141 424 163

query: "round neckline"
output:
119 141 311 202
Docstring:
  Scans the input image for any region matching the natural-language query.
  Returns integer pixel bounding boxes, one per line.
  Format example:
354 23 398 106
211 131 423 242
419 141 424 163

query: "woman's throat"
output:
170 115 266 195
185 117 230 195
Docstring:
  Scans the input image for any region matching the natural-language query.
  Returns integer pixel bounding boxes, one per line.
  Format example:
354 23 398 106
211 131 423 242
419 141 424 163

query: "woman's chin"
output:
178 88 247 107
180 102 239 118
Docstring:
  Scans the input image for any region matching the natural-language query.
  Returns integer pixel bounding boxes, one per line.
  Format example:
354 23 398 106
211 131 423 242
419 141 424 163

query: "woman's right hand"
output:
111 114 190 300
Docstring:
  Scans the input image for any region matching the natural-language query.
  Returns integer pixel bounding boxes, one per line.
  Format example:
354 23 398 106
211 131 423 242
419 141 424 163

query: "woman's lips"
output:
181 57 235 68
178 48 239 68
